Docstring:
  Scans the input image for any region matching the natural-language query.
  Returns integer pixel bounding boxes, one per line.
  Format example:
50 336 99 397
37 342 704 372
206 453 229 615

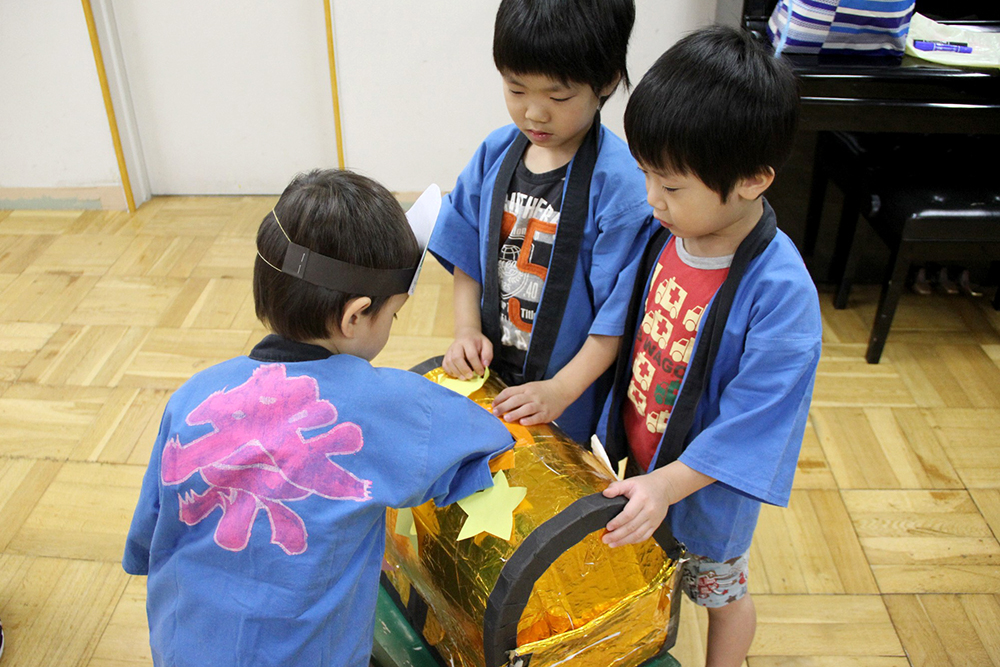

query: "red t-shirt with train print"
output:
624 237 731 471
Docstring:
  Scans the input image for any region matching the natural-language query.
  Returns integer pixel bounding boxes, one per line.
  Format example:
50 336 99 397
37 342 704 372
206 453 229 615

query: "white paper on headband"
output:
405 183 442 295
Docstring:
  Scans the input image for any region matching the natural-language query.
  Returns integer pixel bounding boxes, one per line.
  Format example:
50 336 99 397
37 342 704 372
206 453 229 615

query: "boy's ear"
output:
337 296 373 339
597 76 622 103
735 167 775 201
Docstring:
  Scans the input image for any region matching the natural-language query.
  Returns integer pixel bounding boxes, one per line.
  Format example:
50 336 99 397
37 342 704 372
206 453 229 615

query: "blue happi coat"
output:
124 336 513 667
430 123 654 442
600 201 823 561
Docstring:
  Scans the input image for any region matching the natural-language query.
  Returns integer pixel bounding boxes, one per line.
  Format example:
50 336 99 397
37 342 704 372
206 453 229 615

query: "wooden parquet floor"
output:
0 198 998 666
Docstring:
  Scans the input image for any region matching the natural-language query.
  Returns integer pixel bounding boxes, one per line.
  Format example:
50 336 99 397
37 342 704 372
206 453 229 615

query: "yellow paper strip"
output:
440 367 490 397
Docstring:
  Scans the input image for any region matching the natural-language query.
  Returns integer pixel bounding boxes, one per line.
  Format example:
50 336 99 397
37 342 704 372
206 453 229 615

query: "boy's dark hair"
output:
624 25 799 200
493 0 634 100
253 169 419 341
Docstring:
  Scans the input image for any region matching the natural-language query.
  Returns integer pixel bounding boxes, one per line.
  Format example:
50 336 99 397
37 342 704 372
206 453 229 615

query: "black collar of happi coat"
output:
249 334 334 363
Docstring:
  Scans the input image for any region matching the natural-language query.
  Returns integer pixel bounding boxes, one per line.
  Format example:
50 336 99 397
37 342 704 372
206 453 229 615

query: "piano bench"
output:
806 131 1000 363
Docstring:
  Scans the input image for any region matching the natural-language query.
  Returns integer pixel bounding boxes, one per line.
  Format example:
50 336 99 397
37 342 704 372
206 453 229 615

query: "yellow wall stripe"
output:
323 0 347 170
81 0 136 212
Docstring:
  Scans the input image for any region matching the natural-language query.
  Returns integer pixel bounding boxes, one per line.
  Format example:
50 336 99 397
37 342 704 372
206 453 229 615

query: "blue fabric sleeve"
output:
122 410 171 575
428 126 522 283
588 203 654 337
428 156 485 281
404 379 514 508
679 266 822 507
427 131 498 282
585 130 654 338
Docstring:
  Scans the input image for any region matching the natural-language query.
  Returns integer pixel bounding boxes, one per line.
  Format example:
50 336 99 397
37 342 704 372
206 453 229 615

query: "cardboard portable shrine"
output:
382 359 684 667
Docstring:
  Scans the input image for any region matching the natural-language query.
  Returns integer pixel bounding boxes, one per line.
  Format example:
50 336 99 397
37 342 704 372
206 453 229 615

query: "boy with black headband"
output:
123 169 512 667
596 27 822 667
429 0 654 443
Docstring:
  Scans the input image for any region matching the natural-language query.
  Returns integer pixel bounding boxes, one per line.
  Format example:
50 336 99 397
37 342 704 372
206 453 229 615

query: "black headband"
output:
262 210 417 297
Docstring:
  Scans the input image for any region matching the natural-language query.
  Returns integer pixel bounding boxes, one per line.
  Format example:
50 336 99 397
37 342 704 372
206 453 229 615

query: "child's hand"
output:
601 462 713 547
443 327 493 380
600 472 675 548
491 378 574 426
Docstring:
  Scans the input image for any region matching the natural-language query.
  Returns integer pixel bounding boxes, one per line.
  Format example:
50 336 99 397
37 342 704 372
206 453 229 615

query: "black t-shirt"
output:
495 158 567 374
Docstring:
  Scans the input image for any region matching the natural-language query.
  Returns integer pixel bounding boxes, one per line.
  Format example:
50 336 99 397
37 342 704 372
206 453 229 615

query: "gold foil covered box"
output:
382 359 683 667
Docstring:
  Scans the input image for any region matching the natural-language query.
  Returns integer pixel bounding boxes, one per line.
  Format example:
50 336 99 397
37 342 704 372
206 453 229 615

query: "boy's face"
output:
639 164 768 256
351 293 409 362
502 72 603 163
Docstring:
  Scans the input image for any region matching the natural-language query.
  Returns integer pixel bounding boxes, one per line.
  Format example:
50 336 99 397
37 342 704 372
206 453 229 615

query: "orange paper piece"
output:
488 449 516 473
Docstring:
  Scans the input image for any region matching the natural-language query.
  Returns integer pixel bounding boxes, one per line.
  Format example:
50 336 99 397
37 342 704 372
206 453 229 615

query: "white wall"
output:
0 0 717 205
0 1 121 190
111 1 340 195
602 0 721 147
332 2 508 194
335 0 719 192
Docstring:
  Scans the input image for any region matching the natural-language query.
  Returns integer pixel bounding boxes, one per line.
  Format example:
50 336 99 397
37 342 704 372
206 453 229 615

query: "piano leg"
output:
803 145 828 258
993 262 1000 311
832 194 862 309
867 242 912 364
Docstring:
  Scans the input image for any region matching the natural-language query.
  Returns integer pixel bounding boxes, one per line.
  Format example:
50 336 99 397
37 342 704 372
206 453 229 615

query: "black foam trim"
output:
379 571 406 610
663 565 683 651
482 493 630 667
653 520 682 561
405 585 428 633
377 574 430 649
408 356 446 376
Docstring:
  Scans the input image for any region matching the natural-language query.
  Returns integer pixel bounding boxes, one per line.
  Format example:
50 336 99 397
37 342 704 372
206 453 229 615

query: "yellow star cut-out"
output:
456 471 527 542
394 507 419 554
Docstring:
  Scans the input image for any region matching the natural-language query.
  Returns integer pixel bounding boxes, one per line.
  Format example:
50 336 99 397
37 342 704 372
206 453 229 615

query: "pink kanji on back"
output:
161 364 372 555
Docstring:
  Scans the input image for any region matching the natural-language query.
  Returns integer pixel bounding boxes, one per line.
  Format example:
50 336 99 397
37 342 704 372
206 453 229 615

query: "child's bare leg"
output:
705 592 755 667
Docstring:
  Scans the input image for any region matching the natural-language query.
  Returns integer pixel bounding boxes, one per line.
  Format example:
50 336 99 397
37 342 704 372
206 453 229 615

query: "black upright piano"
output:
717 0 1000 282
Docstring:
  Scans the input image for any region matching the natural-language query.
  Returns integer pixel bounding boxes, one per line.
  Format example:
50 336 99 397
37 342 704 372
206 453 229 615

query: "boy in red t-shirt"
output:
597 27 823 667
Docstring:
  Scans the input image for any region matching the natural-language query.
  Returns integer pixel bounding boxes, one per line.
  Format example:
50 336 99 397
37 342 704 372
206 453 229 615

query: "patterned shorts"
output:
680 551 749 608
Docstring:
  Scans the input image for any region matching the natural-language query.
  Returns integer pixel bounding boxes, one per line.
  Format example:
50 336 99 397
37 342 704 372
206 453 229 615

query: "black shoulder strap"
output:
481 132 529 354
603 222 670 463
482 117 601 383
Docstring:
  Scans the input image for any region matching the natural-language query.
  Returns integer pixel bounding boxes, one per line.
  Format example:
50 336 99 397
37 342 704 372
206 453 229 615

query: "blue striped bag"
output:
767 0 915 56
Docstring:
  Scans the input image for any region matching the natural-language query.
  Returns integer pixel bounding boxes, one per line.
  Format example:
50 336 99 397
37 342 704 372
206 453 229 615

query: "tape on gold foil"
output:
394 507 419 554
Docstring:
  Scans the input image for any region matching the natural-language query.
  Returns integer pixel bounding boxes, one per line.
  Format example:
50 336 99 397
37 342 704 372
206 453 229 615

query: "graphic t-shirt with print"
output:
624 237 732 471
496 159 567 374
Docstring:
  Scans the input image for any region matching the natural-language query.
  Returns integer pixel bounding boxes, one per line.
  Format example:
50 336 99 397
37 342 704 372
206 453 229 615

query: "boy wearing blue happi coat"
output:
597 27 823 667
429 0 655 443
123 170 513 667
